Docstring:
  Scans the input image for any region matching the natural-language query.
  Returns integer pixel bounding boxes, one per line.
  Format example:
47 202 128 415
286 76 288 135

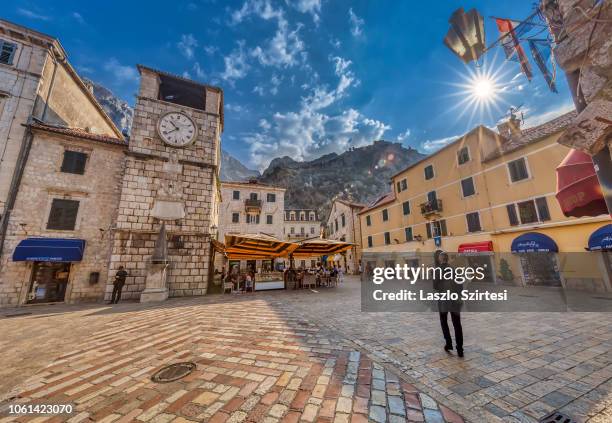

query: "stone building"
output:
324 198 365 274
106 66 223 301
0 20 125 307
217 180 285 272
0 20 120 218
283 208 321 269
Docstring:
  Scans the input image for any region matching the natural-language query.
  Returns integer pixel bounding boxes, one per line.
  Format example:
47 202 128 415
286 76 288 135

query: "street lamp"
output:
443 8 486 64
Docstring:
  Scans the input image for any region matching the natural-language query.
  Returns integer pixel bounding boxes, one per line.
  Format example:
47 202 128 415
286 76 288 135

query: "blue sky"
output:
7 0 575 170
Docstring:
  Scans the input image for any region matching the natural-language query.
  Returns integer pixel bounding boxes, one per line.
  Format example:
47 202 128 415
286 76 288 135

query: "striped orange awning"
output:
224 233 298 259
291 238 354 258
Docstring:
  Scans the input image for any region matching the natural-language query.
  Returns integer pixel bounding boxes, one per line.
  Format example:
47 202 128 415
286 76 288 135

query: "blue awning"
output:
511 232 558 253
13 238 86 262
588 224 612 251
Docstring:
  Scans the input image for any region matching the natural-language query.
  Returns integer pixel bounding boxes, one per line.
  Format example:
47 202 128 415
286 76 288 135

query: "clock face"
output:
157 112 197 147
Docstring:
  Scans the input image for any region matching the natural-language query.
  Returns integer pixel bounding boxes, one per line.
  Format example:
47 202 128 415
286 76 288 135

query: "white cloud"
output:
17 8 50 21
348 8 364 37
253 85 265 96
270 74 282 95
104 58 138 83
244 58 389 169
193 62 205 78
397 129 411 142
522 101 575 128
72 12 84 24
225 104 246 113
421 135 459 153
288 0 321 23
221 41 250 81
178 34 198 59
204 45 218 55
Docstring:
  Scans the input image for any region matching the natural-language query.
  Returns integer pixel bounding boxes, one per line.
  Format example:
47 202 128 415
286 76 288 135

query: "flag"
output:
496 18 533 80
528 39 558 93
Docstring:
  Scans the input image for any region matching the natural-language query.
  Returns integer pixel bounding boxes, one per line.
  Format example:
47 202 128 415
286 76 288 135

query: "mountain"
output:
84 79 259 181
220 149 260 181
82 78 133 132
258 141 425 218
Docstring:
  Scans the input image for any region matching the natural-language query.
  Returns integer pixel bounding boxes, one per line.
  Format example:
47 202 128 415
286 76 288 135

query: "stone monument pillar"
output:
140 223 170 303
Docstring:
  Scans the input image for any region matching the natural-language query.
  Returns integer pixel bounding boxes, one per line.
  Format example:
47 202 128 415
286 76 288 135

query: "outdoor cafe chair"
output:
223 281 234 294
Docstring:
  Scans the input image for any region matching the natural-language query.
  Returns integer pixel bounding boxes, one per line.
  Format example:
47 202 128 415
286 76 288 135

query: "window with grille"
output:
0 40 17 65
402 201 410 215
457 146 470 165
466 212 481 232
424 165 434 180
517 200 538 224
508 158 529 182
535 197 550 221
47 199 79 230
461 177 475 197
60 151 88 175
232 213 239 223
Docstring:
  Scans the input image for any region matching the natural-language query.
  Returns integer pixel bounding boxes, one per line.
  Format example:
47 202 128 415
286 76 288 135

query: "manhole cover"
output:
151 362 196 383
539 411 576 423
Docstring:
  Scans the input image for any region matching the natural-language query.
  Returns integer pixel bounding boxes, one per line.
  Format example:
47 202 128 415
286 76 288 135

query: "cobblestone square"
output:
0 277 610 423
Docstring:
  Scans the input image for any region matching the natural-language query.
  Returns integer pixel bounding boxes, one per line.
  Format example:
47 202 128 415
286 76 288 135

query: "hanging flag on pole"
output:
528 39 558 93
496 18 534 80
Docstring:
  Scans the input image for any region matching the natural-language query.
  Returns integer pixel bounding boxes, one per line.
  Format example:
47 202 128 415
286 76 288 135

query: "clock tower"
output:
107 65 222 300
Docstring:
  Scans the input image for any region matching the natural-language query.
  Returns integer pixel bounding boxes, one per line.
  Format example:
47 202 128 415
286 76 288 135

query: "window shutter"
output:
396 182 401 193
403 201 410 215
440 220 448 236
405 227 413 242
535 197 550 221
47 199 79 230
426 223 432 239
507 204 519 226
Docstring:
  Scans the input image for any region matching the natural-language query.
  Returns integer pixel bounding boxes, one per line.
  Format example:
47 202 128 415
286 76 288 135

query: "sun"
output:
472 76 496 100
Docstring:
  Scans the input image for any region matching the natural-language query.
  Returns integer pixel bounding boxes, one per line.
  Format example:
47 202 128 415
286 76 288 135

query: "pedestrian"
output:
338 266 344 284
111 266 128 304
433 250 464 357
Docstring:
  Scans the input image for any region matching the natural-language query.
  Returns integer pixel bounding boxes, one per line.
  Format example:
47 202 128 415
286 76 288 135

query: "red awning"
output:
556 149 606 217
458 241 493 253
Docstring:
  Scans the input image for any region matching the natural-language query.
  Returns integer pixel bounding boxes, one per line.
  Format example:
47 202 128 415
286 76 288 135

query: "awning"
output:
224 233 298 259
555 149 607 217
13 238 86 262
292 238 353 257
511 233 558 253
588 224 612 251
458 241 493 254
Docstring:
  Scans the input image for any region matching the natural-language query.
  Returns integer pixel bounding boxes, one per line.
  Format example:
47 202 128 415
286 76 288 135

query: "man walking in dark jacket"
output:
433 250 464 357
110 266 128 304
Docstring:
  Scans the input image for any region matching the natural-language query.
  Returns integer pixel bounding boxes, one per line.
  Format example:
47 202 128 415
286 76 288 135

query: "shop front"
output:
511 232 562 287
12 238 86 304
457 241 496 283
587 224 612 292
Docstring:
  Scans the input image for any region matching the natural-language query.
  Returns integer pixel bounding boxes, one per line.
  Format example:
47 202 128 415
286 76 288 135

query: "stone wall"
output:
0 131 125 307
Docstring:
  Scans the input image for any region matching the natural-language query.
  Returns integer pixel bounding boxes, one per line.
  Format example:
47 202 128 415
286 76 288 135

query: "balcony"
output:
244 199 262 214
420 199 443 217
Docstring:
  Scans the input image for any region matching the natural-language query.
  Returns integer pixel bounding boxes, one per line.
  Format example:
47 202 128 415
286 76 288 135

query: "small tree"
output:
499 258 514 281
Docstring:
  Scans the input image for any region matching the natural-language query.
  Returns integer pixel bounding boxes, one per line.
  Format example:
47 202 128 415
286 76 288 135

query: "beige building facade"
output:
284 208 321 269
217 180 285 273
360 113 611 291
325 199 365 273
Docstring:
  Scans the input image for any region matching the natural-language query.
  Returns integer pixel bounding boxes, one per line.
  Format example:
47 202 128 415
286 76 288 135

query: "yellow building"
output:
360 112 611 291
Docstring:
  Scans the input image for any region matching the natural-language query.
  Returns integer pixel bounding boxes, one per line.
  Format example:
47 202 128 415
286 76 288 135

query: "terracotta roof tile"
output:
29 123 127 146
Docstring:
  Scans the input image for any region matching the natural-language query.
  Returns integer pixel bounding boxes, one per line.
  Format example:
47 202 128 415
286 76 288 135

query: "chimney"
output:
497 115 522 140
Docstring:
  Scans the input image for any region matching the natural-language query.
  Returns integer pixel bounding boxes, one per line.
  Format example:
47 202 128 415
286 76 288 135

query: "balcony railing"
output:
420 199 443 216
244 199 262 213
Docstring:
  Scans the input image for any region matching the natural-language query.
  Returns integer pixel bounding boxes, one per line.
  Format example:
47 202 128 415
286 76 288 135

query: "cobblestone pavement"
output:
1 277 611 423
0 288 464 423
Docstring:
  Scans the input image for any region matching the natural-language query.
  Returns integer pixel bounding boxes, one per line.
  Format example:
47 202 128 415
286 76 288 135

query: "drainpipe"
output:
0 47 60 264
